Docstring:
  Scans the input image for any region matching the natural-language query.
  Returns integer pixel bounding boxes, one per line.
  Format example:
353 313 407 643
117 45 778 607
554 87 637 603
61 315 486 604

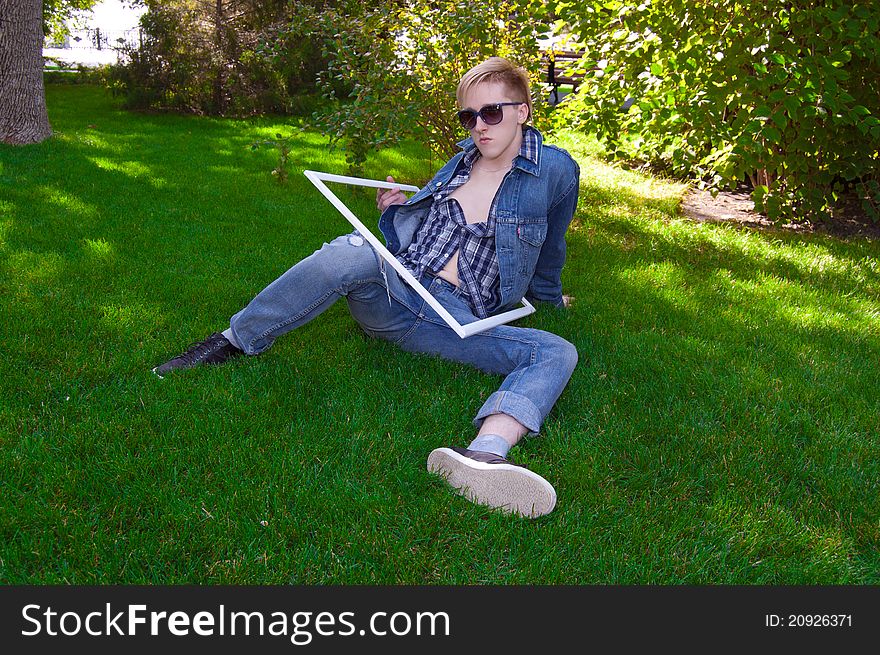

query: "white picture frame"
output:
304 170 536 338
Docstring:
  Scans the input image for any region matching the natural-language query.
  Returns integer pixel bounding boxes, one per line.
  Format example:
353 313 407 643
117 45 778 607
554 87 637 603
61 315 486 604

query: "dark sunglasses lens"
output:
458 110 477 130
481 106 504 125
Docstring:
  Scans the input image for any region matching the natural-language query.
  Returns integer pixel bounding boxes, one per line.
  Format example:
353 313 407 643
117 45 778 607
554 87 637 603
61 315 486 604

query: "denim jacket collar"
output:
455 126 542 177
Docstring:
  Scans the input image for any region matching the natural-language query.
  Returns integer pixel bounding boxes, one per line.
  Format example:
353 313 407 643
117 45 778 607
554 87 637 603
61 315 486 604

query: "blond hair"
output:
456 57 532 123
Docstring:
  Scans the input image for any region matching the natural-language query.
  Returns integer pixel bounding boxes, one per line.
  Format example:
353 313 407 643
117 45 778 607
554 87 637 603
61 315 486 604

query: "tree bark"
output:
212 0 225 114
0 0 52 144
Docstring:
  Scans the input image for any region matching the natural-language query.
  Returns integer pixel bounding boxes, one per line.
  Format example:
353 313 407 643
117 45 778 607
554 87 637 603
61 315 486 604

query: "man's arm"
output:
526 163 580 307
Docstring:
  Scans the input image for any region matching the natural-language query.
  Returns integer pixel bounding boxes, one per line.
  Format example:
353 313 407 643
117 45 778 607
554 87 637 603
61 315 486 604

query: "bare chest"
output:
448 169 506 224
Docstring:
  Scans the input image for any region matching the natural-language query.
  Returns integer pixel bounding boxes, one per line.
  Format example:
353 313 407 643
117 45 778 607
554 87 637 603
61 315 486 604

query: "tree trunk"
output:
212 0 225 114
0 0 52 145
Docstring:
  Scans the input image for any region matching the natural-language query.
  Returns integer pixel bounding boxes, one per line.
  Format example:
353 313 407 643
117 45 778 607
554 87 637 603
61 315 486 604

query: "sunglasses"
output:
456 102 525 130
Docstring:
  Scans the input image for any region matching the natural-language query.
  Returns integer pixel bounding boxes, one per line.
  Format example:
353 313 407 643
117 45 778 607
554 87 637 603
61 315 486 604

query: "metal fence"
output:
46 28 142 52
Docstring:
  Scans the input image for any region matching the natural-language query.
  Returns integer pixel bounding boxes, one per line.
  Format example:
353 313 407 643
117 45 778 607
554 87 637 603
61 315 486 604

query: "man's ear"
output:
518 102 530 124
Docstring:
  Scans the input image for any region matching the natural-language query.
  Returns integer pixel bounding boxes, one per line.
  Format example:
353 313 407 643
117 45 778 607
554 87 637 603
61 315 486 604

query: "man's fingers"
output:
377 189 399 210
377 176 404 211
387 175 400 199
377 177 395 202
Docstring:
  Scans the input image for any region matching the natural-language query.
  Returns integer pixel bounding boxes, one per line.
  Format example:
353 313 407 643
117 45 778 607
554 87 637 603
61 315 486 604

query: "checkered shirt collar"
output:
458 126 542 173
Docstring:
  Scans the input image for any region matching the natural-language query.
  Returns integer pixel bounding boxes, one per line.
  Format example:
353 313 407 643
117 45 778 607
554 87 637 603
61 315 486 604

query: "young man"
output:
154 57 580 518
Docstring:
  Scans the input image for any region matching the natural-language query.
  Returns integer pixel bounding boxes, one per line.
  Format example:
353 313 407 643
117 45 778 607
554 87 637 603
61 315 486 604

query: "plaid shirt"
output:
398 128 540 318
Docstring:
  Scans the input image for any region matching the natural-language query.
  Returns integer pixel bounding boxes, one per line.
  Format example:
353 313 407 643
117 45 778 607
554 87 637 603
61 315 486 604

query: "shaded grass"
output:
1 85 878 584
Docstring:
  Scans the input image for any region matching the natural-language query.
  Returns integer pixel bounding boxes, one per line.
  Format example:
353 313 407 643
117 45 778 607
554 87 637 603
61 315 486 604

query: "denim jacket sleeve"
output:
526 156 580 307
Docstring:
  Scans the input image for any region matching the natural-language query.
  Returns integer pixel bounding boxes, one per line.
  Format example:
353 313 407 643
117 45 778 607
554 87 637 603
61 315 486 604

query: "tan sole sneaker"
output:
427 447 557 518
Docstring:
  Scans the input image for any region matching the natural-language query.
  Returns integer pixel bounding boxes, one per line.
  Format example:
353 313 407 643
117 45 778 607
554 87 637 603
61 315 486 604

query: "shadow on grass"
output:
545 159 880 582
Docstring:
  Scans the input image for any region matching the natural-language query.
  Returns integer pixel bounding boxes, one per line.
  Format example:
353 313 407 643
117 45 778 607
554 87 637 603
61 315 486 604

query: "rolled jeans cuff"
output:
474 390 543 435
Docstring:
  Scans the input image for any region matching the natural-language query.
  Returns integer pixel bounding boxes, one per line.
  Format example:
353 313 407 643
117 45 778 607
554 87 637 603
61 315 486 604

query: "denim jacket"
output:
378 128 580 311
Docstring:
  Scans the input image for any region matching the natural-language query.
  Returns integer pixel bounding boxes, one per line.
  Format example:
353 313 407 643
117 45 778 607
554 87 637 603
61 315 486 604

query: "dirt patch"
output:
681 187 880 240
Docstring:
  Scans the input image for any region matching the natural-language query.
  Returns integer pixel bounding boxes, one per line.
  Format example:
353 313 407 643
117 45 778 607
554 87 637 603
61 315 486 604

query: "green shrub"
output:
43 64 110 85
280 0 553 175
107 0 329 116
555 0 880 222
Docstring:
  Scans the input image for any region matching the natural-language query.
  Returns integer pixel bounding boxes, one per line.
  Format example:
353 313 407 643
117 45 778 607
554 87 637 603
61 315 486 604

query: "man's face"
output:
460 81 529 163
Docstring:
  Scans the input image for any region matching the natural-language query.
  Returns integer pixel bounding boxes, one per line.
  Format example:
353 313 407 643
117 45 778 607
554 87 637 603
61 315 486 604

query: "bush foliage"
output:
277 0 553 175
108 0 879 222
108 0 328 115
110 0 551 173
554 0 880 222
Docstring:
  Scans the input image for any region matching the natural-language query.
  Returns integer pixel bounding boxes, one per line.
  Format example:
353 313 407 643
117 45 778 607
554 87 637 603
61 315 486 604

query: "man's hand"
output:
377 176 409 212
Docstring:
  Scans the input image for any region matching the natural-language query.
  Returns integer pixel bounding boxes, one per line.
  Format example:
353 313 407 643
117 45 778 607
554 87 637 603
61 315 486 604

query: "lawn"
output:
1 84 878 584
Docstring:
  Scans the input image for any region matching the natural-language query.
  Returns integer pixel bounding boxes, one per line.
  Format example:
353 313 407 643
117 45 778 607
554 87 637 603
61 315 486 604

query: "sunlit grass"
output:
0 84 878 584
83 237 115 259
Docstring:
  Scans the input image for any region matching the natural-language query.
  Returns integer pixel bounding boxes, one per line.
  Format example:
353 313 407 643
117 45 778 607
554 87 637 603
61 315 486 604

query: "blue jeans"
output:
228 234 578 434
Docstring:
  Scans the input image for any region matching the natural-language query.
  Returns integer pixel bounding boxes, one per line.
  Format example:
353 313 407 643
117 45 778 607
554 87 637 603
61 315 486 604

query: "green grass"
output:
1 85 878 584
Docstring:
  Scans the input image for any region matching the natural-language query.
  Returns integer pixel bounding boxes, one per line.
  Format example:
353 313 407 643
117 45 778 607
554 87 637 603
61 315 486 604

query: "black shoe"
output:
427 446 557 518
152 332 242 377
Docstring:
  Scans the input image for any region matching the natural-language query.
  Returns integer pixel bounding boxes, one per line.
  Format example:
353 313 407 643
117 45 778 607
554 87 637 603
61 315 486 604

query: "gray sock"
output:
467 434 511 459
221 328 241 350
